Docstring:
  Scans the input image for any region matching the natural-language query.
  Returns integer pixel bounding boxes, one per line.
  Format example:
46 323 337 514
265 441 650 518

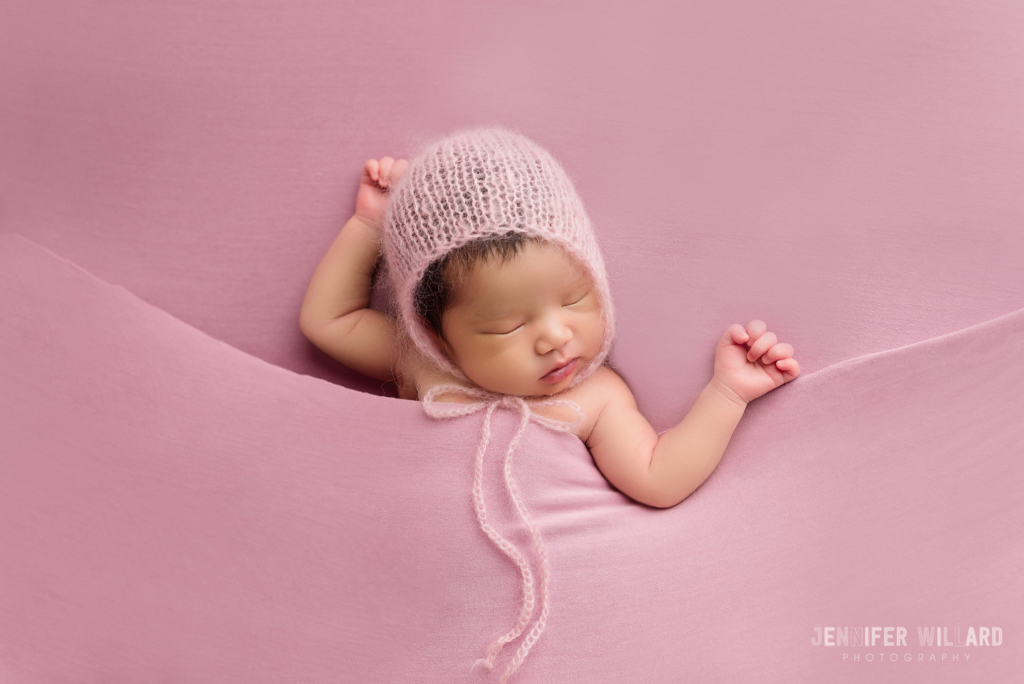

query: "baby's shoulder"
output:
569 365 634 404
546 365 636 441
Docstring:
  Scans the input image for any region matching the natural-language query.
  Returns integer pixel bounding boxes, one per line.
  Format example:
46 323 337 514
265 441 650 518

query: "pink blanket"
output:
2 234 1021 682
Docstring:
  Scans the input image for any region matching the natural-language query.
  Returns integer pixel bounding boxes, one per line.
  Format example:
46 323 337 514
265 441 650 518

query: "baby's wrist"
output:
351 212 380 232
707 376 749 409
349 214 385 250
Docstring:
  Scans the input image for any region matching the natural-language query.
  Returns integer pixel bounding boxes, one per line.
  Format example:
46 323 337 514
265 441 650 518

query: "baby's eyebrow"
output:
470 308 521 324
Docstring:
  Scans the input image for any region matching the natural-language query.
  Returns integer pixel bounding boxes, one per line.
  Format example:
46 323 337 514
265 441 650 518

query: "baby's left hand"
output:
711 320 799 405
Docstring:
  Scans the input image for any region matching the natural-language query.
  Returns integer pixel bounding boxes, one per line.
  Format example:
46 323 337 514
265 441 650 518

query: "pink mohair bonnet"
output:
381 126 616 390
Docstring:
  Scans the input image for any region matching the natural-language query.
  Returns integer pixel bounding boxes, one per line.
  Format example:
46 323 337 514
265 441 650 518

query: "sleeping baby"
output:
299 127 798 681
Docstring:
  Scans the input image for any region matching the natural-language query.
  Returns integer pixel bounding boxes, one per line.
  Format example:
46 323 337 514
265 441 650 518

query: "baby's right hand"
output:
711 320 799 405
355 157 409 229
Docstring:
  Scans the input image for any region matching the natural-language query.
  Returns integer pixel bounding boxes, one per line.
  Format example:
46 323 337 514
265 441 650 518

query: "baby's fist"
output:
712 320 799 405
355 157 409 228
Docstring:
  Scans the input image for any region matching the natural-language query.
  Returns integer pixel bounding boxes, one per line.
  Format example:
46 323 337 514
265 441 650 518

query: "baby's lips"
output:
540 357 577 383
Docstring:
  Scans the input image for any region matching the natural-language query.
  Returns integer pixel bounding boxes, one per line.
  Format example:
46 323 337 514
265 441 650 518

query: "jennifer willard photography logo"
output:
810 625 1003 664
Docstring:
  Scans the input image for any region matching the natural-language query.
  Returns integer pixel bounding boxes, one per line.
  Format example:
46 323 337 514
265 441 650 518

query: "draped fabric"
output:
2 235 1021 682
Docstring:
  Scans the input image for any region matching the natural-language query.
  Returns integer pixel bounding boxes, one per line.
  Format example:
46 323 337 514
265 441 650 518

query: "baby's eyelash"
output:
565 290 592 307
484 323 524 336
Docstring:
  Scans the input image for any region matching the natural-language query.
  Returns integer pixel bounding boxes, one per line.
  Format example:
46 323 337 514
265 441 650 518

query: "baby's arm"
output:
299 157 408 381
585 320 798 508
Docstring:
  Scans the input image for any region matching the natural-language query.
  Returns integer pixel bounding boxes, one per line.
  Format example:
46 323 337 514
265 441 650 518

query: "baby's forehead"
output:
451 243 592 311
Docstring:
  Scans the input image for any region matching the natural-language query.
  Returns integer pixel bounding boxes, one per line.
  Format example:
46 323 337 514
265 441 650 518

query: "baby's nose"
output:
536 317 573 354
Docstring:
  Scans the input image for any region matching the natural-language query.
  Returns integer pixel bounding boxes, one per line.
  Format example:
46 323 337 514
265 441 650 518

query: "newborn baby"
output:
300 127 799 680
301 127 798 509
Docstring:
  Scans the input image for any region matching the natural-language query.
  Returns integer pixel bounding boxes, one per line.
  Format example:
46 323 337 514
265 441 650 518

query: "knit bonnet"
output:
381 127 615 390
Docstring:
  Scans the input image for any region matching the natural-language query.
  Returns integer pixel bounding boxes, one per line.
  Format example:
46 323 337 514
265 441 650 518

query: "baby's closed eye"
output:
563 289 593 307
481 321 525 336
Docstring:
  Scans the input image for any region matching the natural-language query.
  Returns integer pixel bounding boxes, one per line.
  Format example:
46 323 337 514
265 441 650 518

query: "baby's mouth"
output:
540 358 577 383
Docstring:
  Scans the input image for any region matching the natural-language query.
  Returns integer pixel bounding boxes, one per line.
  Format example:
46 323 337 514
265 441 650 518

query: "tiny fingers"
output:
720 323 749 348
364 159 380 183
392 158 410 183
363 157 408 190
745 319 767 341
760 342 794 365
377 157 396 188
746 331 777 362
776 358 800 378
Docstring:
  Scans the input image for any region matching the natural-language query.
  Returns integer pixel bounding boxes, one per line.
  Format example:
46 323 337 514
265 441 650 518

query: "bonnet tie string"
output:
421 384 584 683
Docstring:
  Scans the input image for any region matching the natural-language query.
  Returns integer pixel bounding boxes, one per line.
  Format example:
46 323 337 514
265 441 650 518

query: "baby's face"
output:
437 241 603 397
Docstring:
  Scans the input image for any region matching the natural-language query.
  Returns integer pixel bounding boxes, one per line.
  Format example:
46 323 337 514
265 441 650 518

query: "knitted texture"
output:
381 127 615 389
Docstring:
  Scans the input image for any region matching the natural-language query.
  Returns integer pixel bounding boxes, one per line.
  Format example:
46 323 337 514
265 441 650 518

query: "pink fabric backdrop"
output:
2 0 1023 424
2 0 1023 680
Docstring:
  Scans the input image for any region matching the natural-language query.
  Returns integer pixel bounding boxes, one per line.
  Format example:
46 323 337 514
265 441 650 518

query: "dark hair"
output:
414 231 538 339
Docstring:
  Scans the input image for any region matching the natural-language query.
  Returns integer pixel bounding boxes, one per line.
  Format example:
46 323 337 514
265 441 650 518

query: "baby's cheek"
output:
465 339 521 374
471 337 514 363
492 342 531 369
581 315 605 353
462 343 534 393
